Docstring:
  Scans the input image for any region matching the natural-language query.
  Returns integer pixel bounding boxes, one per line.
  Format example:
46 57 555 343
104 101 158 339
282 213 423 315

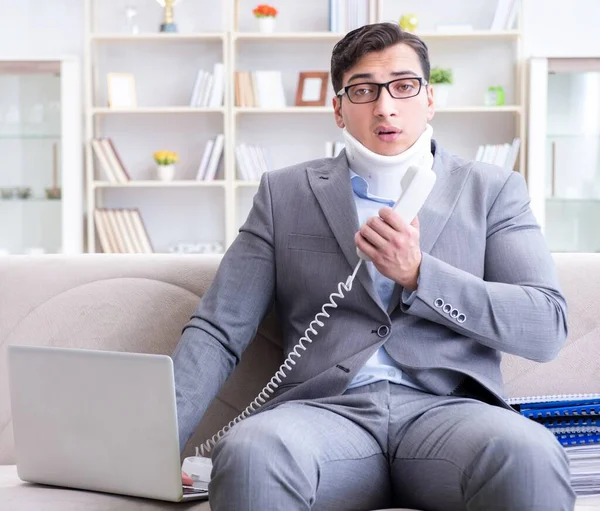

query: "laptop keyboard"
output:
183 486 209 495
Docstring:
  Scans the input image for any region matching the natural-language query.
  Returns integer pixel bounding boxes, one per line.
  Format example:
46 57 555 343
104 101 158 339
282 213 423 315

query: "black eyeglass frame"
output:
336 77 428 104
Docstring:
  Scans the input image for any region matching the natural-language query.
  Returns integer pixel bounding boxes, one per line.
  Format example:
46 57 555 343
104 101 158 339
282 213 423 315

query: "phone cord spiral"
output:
195 259 364 457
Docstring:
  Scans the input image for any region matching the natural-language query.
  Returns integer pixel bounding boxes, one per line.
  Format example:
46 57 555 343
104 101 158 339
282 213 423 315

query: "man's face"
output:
333 43 435 156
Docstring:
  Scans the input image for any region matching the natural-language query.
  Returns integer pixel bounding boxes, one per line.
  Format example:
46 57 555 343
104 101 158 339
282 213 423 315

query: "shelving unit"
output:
84 0 525 254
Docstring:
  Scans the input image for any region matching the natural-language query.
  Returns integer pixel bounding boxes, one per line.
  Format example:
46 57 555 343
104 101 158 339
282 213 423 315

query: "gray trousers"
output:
208 381 575 511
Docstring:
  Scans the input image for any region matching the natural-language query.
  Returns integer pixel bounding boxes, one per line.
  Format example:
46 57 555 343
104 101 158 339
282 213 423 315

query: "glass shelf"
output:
0 134 61 139
545 197 600 253
546 197 600 203
0 198 62 203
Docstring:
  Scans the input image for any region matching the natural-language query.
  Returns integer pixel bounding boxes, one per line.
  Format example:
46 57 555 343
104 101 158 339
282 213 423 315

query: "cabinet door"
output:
528 57 600 253
0 59 81 255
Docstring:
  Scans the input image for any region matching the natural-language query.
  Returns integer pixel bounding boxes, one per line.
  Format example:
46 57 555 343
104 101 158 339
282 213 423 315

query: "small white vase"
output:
258 17 275 33
157 164 176 181
434 83 451 108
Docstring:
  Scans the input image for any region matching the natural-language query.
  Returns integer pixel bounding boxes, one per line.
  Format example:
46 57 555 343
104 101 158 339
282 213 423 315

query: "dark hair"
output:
330 22 430 93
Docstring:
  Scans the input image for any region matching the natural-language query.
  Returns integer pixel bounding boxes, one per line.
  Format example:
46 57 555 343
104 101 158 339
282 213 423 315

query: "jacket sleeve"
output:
401 171 568 363
171 172 276 452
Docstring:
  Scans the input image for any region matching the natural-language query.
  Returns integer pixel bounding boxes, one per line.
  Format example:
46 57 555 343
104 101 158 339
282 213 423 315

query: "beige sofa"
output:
1 253 600 510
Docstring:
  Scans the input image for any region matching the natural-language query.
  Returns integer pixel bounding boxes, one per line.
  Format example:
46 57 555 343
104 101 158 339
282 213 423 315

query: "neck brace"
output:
343 124 434 201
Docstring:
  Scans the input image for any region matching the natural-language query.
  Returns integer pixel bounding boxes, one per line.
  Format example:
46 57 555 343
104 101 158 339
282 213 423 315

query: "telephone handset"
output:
357 164 437 262
181 165 436 482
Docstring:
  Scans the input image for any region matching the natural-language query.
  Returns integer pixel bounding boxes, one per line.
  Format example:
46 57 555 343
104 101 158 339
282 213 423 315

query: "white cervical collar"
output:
343 124 434 200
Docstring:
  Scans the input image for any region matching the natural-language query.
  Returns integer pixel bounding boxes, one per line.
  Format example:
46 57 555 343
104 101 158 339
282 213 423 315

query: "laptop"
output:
7 344 209 502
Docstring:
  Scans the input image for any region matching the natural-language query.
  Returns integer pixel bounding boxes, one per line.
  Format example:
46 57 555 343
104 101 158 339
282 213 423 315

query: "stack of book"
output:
508 393 600 496
325 141 345 158
189 62 225 108
234 71 285 108
329 0 370 32
91 138 130 183
474 137 520 170
94 208 153 254
196 134 224 181
490 0 520 30
235 143 271 181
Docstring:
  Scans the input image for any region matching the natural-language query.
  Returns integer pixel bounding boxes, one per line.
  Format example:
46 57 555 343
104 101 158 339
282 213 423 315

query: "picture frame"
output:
107 72 137 108
295 71 329 107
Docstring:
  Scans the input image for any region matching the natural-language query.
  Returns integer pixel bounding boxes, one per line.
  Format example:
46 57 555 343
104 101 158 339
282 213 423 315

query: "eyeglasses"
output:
336 77 427 104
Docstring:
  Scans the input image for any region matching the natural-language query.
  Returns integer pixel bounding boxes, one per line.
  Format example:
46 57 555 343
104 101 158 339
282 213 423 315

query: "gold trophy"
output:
156 0 182 32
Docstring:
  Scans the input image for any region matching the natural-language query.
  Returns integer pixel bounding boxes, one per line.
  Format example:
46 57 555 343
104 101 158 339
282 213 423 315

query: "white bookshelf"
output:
84 0 525 254
90 33 225 42
92 181 226 189
91 107 226 115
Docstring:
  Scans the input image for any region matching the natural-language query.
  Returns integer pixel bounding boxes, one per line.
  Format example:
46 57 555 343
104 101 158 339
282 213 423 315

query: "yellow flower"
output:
154 150 179 165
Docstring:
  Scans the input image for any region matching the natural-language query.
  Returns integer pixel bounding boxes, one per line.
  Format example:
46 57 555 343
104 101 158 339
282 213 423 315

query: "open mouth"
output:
375 126 401 141
376 126 400 135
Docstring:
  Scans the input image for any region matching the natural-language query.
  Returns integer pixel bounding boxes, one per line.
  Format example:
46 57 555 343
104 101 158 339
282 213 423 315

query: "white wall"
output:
522 0 600 58
0 0 83 58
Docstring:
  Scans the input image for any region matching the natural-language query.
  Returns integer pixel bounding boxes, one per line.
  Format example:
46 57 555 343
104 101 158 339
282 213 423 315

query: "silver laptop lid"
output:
7 345 184 502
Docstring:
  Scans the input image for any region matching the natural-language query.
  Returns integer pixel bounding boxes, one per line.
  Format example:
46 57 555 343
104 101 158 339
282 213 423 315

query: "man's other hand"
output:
182 471 193 486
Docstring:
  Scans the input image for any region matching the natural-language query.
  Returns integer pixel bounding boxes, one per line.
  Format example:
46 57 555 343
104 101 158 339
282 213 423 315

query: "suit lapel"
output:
306 151 384 310
387 141 472 313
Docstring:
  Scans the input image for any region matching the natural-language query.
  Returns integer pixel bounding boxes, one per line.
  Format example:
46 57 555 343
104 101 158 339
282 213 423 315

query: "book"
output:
93 208 153 254
208 63 225 108
95 138 129 183
473 138 520 169
203 134 224 181
91 139 118 183
196 138 215 181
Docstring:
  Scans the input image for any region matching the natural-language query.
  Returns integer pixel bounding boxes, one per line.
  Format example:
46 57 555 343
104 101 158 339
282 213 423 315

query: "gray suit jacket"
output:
172 140 568 449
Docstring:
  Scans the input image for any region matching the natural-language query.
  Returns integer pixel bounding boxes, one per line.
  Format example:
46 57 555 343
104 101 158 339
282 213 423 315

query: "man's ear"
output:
333 96 345 128
426 85 435 121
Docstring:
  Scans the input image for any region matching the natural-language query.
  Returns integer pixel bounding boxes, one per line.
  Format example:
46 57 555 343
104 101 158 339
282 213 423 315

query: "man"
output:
172 22 575 510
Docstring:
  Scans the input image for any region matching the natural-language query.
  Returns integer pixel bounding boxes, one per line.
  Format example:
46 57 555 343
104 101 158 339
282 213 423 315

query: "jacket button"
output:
434 298 444 308
377 325 390 337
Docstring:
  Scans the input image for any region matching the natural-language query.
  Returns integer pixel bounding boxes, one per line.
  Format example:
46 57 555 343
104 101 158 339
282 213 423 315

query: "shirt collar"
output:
349 169 396 207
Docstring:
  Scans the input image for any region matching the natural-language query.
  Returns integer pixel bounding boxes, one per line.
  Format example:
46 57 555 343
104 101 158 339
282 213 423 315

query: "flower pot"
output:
157 164 176 181
258 17 275 33
434 83 452 108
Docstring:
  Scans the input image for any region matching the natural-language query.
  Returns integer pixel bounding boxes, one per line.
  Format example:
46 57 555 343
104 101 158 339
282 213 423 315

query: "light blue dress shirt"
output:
346 170 425 391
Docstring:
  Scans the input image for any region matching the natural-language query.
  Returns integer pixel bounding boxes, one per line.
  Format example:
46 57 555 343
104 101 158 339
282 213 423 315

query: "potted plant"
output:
253 4 278 33
153 150 179 181
429 67 453 108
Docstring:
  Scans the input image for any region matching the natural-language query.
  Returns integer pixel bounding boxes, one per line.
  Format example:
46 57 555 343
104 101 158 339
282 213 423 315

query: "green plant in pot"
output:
429 67 453 108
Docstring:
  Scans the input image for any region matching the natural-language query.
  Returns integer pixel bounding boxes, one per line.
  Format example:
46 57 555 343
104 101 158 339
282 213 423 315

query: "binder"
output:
521 404 600 419
507 393 600 406
540 417 600 428
508 393 600 417
556 434 600 447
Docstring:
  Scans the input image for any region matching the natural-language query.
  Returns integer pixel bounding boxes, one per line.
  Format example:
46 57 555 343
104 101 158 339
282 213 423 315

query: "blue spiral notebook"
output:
508 393 600 413
540 417 600 428
508 393 600 446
